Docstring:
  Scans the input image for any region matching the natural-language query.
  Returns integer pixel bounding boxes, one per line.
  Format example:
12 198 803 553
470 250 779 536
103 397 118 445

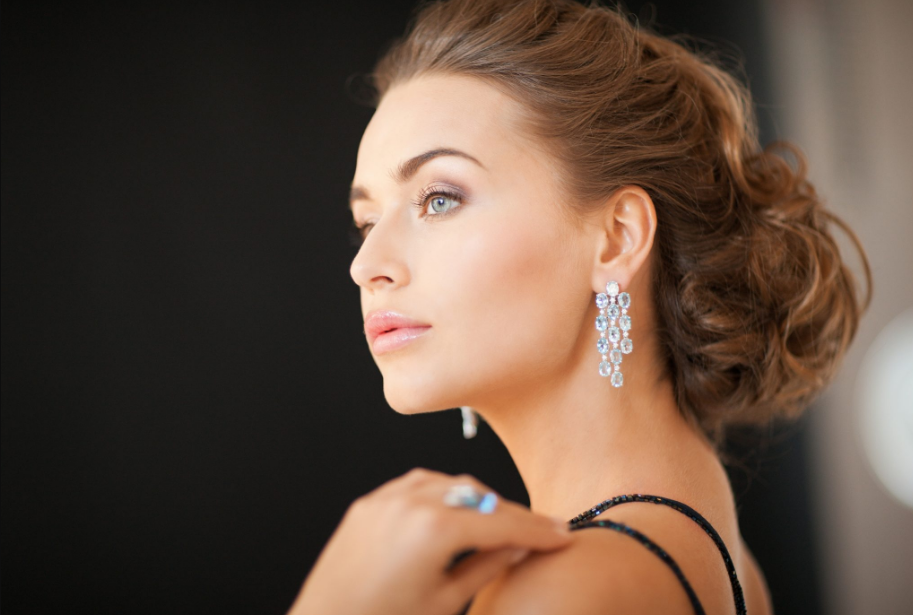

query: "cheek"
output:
429 209 585 380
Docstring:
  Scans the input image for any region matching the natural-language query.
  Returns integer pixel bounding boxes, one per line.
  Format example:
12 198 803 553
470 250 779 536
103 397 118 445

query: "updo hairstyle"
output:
361 0 873 451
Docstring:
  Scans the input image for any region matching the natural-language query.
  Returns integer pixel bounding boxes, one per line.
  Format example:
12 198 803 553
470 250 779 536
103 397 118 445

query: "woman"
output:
289 0 872 613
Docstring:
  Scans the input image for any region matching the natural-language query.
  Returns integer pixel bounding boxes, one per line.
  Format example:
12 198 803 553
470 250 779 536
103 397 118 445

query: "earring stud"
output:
595 280 632 387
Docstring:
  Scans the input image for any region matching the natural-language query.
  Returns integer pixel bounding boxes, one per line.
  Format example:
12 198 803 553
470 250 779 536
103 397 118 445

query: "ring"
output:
443 484 499 514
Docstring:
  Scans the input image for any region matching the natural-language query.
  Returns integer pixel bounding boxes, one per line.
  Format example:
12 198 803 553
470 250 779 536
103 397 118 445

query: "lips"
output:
364 310 431 349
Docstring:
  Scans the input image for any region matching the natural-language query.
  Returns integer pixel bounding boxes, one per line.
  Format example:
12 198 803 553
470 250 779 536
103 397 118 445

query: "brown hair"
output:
363 0 872 452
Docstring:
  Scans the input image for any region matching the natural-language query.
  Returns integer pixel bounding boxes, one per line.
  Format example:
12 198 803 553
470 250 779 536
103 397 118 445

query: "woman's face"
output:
349 73 598 414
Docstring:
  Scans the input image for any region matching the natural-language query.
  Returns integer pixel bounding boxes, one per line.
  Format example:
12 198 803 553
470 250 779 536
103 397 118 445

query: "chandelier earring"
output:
595 280 633 387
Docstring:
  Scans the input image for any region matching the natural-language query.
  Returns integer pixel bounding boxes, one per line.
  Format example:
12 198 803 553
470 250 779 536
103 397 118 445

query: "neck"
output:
474 350 721 522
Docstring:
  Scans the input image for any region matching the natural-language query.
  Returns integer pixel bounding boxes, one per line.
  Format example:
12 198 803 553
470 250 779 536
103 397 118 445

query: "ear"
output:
590 185 657 294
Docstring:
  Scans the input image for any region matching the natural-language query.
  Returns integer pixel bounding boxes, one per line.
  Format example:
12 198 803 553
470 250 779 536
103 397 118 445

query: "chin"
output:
381 378 460 416
382 390 449 416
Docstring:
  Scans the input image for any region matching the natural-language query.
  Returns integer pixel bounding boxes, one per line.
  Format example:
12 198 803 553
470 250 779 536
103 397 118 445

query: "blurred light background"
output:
760 1 913 612
2 1 910 613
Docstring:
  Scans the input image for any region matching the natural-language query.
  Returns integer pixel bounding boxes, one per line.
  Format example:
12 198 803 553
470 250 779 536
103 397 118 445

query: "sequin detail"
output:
567 494 747 615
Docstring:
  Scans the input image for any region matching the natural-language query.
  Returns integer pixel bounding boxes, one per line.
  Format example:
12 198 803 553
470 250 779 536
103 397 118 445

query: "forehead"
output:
354 73 531 181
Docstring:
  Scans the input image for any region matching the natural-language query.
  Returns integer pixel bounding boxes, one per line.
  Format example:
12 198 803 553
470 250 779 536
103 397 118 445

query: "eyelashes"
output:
411 184 465 217
349 185 467 248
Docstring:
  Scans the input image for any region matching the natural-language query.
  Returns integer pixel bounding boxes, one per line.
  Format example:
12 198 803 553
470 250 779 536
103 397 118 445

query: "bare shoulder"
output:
739 537 774 615
466 523 695 615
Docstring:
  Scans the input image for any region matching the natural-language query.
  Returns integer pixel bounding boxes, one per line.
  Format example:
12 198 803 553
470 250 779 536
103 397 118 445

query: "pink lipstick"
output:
364 310 431 356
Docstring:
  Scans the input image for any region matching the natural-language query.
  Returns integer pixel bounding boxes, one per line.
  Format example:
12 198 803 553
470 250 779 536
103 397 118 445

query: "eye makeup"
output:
349 182 469 247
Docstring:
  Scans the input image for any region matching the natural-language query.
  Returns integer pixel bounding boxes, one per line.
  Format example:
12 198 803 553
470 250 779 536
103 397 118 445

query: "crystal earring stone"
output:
621 337 633 354
460 406 478 439
608 326 621 343
595 280 632 387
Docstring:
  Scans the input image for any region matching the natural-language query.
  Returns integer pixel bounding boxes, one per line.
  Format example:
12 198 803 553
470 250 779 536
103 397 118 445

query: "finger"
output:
419 476 574 553
376 470 484 511
443 547 532 605
385 466 450 492
361 467 441 502
452 504 573 553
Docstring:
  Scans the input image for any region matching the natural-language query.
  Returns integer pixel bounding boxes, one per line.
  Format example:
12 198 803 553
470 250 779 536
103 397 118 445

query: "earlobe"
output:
590 186 656 294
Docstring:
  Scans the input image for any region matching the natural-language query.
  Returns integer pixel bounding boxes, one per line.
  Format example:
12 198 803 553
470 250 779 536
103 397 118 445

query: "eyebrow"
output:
348 147 485 210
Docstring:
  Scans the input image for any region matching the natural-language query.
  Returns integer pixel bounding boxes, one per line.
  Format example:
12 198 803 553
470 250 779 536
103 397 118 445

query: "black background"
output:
2 1 821 613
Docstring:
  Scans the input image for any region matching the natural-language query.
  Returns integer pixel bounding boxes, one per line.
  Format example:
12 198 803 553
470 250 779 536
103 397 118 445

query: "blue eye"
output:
349 185 467 248
414 186 465 217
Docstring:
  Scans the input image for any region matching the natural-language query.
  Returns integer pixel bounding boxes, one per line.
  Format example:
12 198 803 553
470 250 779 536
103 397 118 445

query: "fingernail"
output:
509 548 530 563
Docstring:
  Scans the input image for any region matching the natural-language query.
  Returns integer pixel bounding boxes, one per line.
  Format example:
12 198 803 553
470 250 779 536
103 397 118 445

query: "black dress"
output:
454 493 747 614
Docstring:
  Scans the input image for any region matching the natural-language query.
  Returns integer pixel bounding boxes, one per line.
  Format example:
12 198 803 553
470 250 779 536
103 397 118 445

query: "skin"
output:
287 468 574 615
291 73 772 614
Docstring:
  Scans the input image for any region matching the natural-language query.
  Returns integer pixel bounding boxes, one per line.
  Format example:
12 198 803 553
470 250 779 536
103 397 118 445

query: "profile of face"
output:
349 74 648 415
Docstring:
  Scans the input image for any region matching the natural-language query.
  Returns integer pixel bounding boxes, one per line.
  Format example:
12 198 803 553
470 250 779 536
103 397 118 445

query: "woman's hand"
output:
287 467 574 615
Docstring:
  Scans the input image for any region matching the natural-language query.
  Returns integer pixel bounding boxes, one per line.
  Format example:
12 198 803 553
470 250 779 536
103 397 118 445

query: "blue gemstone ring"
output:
443 484 499 514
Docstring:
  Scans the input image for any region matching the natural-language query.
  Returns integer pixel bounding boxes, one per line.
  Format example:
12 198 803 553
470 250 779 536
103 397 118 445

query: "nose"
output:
349 213 410 291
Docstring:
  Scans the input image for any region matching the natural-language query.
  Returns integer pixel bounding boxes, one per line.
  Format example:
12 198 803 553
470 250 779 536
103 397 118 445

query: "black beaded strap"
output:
572 517 706 614
568 494 747 615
